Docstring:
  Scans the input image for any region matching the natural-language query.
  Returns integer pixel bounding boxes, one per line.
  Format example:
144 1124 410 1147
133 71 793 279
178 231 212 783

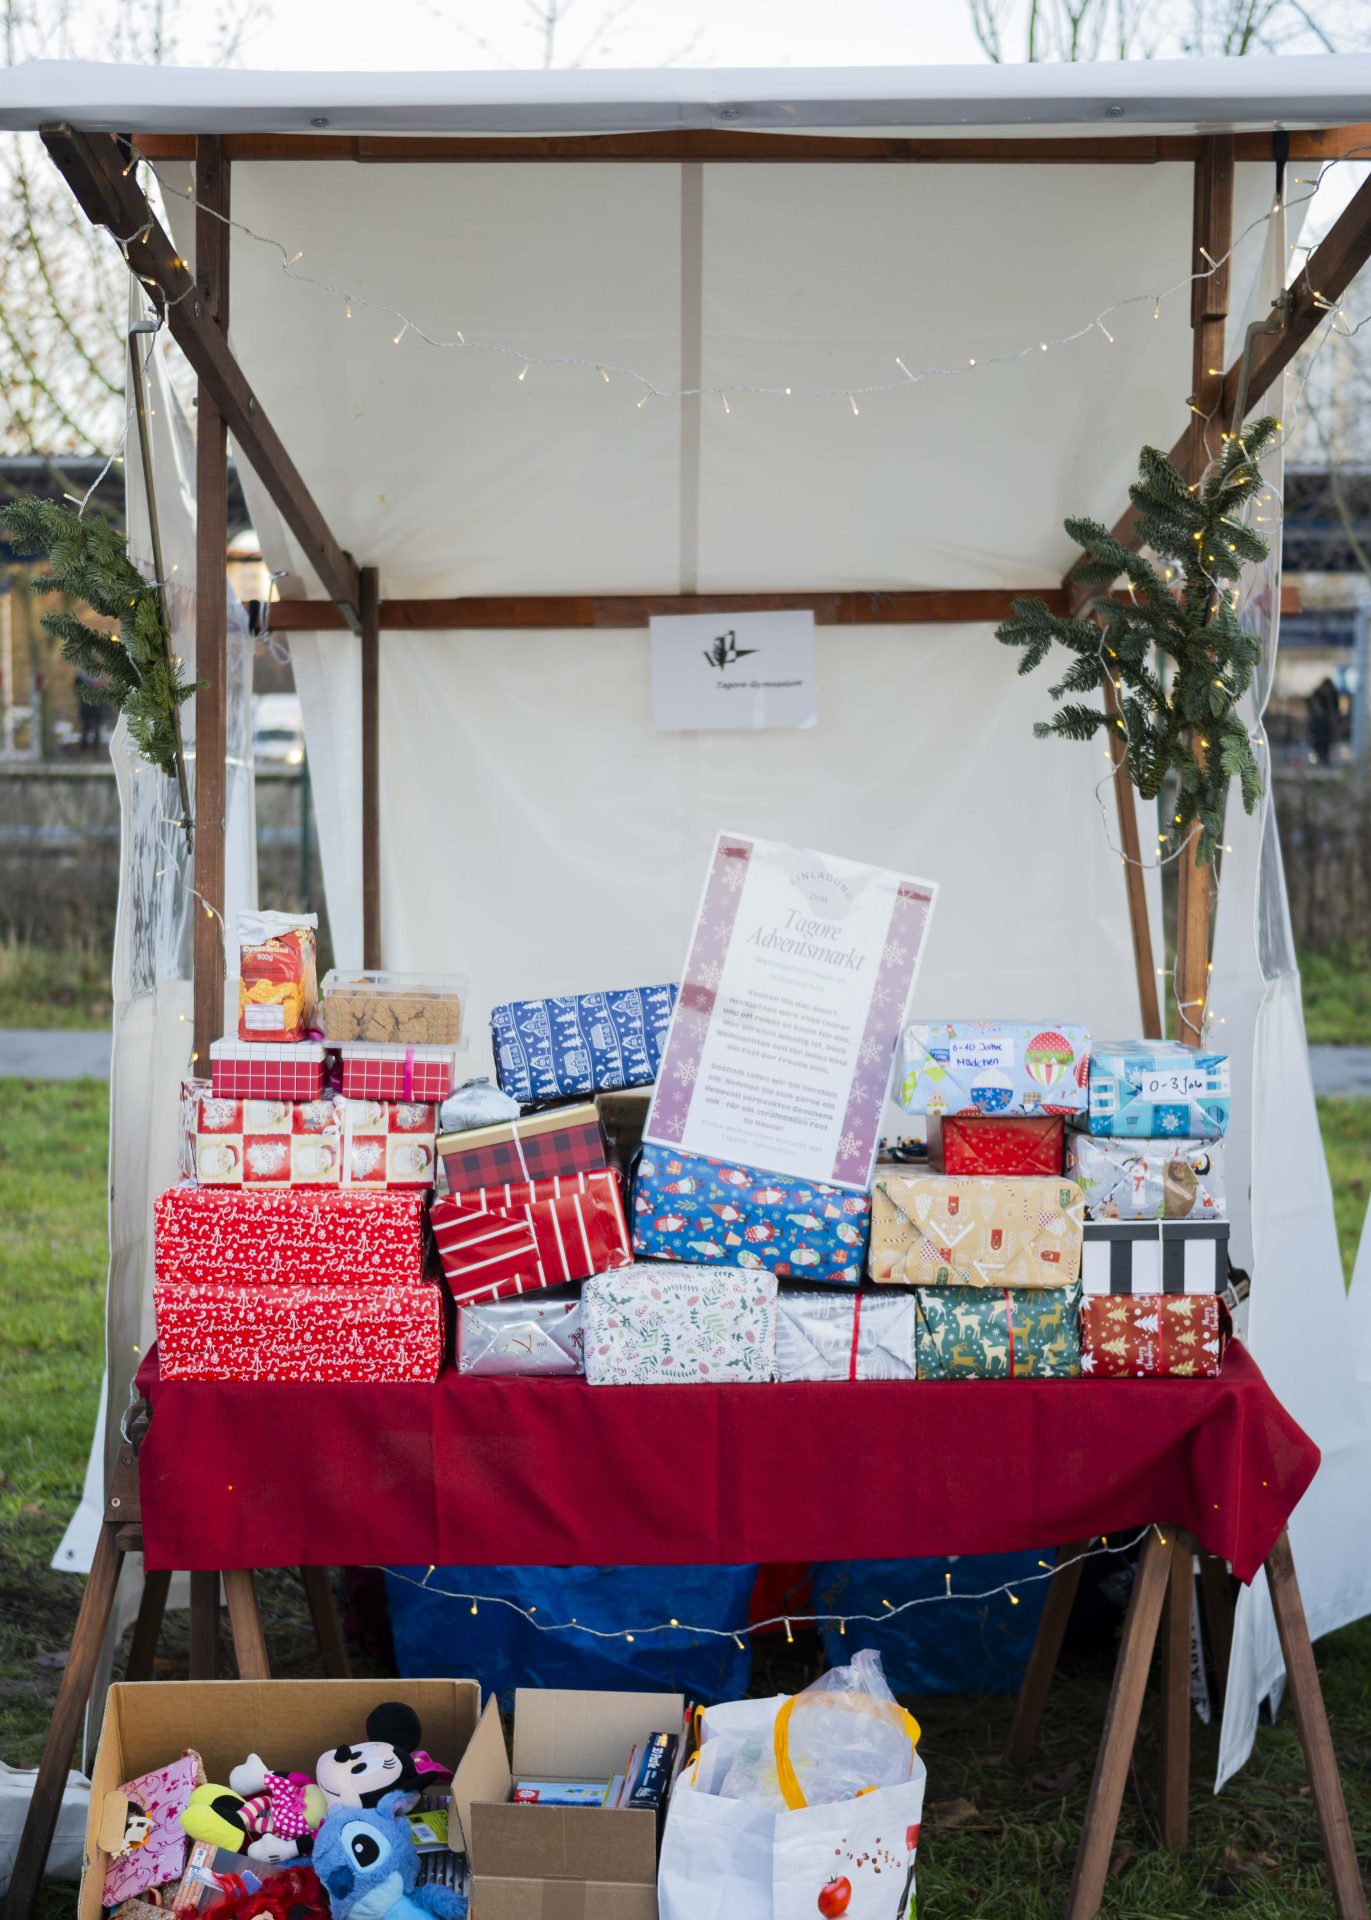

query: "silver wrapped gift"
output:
777 1290 918 1382
1066 1134 1226 1221
457 1296 583 1376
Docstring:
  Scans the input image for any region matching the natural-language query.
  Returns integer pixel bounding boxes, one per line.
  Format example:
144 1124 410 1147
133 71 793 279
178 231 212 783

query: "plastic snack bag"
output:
236 911 318 1043
715 1648 919 1810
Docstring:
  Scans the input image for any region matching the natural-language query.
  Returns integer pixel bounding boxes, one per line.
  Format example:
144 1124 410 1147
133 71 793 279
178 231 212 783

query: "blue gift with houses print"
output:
632 1146 869 1287
1082 1040 1230 1140
491 983 677 1107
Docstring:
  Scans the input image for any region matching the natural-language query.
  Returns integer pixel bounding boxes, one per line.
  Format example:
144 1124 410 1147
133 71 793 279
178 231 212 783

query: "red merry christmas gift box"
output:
1078 1292 1229 1379
429 1169 631 1306
209 1040 327 1102
153 1278 444 1382
154 1185 429 1287
438 1102 609 1197
929 1114 1066 1177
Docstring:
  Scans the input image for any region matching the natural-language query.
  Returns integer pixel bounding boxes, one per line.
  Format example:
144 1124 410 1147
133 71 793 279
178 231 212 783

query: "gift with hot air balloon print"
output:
631 1147 870 1287
897 1020 1090 1119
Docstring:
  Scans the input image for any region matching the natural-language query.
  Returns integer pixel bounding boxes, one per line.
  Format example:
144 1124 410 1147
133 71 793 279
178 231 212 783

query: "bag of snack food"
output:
236 910 319 1043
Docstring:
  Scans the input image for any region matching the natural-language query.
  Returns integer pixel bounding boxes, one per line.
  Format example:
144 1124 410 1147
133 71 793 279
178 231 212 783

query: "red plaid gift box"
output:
338 1043 459 1103
1078 1293 1229 1378
154 1278 444 1382
210 1039 327 1102
430 1169 630 1305
438 1101 608 1196
930 1114 1066 1178
154 1185 429 1286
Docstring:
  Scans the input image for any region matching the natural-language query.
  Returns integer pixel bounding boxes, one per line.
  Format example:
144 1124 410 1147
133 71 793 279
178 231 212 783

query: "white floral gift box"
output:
582 1264 778 1385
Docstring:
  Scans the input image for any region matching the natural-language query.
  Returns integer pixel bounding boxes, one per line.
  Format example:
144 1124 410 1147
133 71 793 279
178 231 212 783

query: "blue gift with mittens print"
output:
491 984 677 1107
632 1146 869 1287
1081 1040 1230 1140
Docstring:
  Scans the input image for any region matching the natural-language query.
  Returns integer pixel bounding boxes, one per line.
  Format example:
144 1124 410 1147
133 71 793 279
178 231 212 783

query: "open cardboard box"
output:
451 1688 684 1920
81 1679 480 1920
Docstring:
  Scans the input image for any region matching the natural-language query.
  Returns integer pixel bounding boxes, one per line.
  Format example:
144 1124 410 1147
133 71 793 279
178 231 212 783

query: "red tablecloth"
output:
136 1341 1316 1584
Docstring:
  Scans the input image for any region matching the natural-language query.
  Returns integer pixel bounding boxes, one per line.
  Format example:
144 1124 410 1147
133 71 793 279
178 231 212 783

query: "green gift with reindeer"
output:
915 1285 1082 1380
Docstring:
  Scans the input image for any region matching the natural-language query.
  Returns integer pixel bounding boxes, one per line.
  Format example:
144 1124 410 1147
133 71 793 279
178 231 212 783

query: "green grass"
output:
0 938 112 1030
1300 947 1371 1047
2 1079 1369 1919
1317 1098 1371 1284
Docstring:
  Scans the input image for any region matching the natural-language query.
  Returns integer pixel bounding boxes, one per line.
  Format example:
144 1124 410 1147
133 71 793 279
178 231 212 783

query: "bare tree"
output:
968 0 1358 60
423 0 703 72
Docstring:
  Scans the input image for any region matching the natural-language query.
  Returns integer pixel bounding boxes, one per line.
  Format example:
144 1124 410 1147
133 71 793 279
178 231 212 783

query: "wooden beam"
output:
1158 1534 1193 1850
1006 1541 1090 1771
193 134 229 1071
41 125 361 631
1104 677 1163 1037
129 125 1371 166
360 566 381 969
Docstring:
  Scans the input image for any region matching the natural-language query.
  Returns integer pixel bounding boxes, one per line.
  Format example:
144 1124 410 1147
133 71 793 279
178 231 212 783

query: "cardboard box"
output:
451 1689 683 1919
81 1680 480 1920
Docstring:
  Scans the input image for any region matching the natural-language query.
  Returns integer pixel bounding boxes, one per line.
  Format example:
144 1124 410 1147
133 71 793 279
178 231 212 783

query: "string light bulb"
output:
848 394 859 416
518 363 530 381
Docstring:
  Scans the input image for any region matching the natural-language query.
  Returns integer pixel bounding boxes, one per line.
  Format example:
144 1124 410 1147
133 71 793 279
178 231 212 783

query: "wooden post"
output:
123 1566 172 1682
1102 679 1163 1038
192 136 230 1066
1006 1541 1091 1770
300 1566 352 1678
222 1569 272 1679
1157 1536 1193 1850
360 565 381 968
1174 136 1234 1045
188 1569 220 1679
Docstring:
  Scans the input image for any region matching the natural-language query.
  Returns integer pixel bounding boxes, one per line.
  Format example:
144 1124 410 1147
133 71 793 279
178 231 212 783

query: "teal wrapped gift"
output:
1083 1041 1230 1140
632 1147 869 1287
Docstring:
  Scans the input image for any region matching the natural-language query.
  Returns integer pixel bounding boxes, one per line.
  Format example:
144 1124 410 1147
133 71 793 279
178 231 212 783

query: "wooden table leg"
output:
1198 1550 1234 1705
189 1570 220 1678
1007 1541 1091 1770
1065 1526 1173 1920
300 1567 351 1678
124 1567 172 1682
1158 1534 1193 1851
1265 1530 1368 1920
1 1520 125 1920
223 1569 271 1679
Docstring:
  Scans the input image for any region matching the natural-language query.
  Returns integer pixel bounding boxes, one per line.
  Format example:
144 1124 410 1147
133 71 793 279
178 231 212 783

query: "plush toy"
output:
312 1793 465 1920
316 1705 452 1812
182 1758 327 1863
201 1864 332 1920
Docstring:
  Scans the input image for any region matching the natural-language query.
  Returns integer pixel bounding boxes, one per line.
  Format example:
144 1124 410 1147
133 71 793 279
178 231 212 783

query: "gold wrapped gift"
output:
871 1172 1084 1289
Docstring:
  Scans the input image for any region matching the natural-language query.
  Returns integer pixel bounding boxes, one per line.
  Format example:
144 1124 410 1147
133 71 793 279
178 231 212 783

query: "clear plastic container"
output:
321 969 468 1046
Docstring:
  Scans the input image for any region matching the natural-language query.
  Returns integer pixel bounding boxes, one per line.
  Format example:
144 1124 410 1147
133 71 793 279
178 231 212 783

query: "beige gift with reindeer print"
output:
871 1172 1084 1289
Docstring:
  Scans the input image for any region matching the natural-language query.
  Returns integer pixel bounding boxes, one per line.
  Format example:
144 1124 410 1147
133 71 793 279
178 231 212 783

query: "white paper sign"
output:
646 833 938 1189
650 609 817 732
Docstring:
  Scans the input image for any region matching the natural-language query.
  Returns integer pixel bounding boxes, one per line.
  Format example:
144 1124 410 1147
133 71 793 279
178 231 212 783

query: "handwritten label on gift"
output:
949 1036 1016 1075
1141 1067 1211 1100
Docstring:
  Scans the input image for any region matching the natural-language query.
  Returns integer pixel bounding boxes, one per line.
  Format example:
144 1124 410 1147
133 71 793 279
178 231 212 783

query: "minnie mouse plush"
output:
315 1705 452 1811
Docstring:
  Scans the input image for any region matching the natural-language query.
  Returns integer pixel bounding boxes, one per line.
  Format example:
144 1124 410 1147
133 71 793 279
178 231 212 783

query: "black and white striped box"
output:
1081 1220 1229 1296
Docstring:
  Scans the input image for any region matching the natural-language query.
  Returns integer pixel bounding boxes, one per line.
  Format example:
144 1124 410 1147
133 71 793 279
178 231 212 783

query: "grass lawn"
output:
1319 1098 1371 1284
2 1078 1369 1918
1300 947 1371 1047
0 940 112 1030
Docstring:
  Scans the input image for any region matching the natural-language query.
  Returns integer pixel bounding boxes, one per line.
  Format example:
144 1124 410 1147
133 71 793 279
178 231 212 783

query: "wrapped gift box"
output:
1078 1293 1229 1377
870 1173 1084 1289
457 1295 584 1376
153 1186 429 1286
430 1170 630 1305
337 1042 461 1103
491 983 677 1106
193 1091 341 1187
776 1289 917 1382
582 1265 777 1384
209 1039 326 1102
915 1285 1082 1379
898 1021 1090 1118
1082 1041 1230 1139
1081 1219 1229 1295
1067 1134 1227 1221
336 1097 439 1189
438 1101 608 1196
154 1278 444 1382
930 1114 1066 1177
633 1147 869 1287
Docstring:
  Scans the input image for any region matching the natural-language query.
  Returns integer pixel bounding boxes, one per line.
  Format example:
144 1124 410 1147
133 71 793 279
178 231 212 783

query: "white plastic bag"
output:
717 1647 917 1809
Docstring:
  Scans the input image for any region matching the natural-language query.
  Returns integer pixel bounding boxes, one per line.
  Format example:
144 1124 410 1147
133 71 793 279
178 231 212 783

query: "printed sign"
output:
650 609 817 732
645 833 939 1189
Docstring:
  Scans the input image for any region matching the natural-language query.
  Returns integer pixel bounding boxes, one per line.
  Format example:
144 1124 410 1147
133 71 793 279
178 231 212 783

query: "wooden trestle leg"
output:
1007 1541 1091 1770
1157 1532 1193 1851
300 1567 351 1678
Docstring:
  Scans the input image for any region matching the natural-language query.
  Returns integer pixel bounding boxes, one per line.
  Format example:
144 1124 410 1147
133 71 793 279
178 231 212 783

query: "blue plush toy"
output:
312 1793 466 1920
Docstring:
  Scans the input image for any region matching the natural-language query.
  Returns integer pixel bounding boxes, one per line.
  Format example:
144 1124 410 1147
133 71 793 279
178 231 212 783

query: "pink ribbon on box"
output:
403 1046 414 1101
847 1292 864 1382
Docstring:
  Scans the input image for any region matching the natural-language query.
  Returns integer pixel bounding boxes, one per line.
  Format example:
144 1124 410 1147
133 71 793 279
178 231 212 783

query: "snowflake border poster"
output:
646 834 939 1190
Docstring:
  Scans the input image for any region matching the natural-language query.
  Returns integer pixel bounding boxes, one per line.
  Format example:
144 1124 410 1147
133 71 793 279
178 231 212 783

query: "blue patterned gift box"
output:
632 1146 869 1287
1082 1040 1230 1140
898 1020 1091 1118
491 983 677 1107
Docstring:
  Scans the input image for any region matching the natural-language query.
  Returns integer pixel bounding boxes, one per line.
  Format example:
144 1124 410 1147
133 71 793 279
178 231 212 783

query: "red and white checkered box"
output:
210 1039 326 1102
337 1043 460 1103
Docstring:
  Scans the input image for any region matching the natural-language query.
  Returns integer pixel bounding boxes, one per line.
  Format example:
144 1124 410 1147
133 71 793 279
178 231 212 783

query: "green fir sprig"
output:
995 417 1279 864
0 496 200 783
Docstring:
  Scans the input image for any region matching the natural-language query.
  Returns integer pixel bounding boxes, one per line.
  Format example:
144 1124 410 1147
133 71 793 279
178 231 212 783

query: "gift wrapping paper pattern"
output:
898 1021 1090 1118
153 1186 429 1286
192 1094 437 1190
491 984 678 1106
430 1170 631 1304
932 1114 1066 1177
337 1043 460 1103
776 1289 917 1381
1066 1134 1227 1221
582 1265 778 1384
101 1752 203 1905
209 1040 326 1102
457 1296 584 1376
870 1174 1084 1289
1083 1041 1230 1139
915 1284 1082 1379
438 1102 608 1196
633 1147 870 1286
154 1279 445 1382
1081 1220 1230 1295
1078 1293 1228 1377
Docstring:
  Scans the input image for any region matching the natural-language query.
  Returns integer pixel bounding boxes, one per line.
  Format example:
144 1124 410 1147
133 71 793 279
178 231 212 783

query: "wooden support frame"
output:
360 566 381 969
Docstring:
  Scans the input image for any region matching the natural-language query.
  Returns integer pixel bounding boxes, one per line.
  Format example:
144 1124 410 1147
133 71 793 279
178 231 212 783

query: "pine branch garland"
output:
0 497 200 781
996 419 1279 864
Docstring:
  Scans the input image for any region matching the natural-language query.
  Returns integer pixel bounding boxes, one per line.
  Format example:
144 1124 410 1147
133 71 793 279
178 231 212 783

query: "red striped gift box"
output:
209 1040 327 1102
429 1169 631 1306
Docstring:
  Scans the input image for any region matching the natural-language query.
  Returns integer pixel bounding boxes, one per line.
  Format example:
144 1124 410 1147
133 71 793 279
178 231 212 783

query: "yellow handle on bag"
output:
772 1695 921 1811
